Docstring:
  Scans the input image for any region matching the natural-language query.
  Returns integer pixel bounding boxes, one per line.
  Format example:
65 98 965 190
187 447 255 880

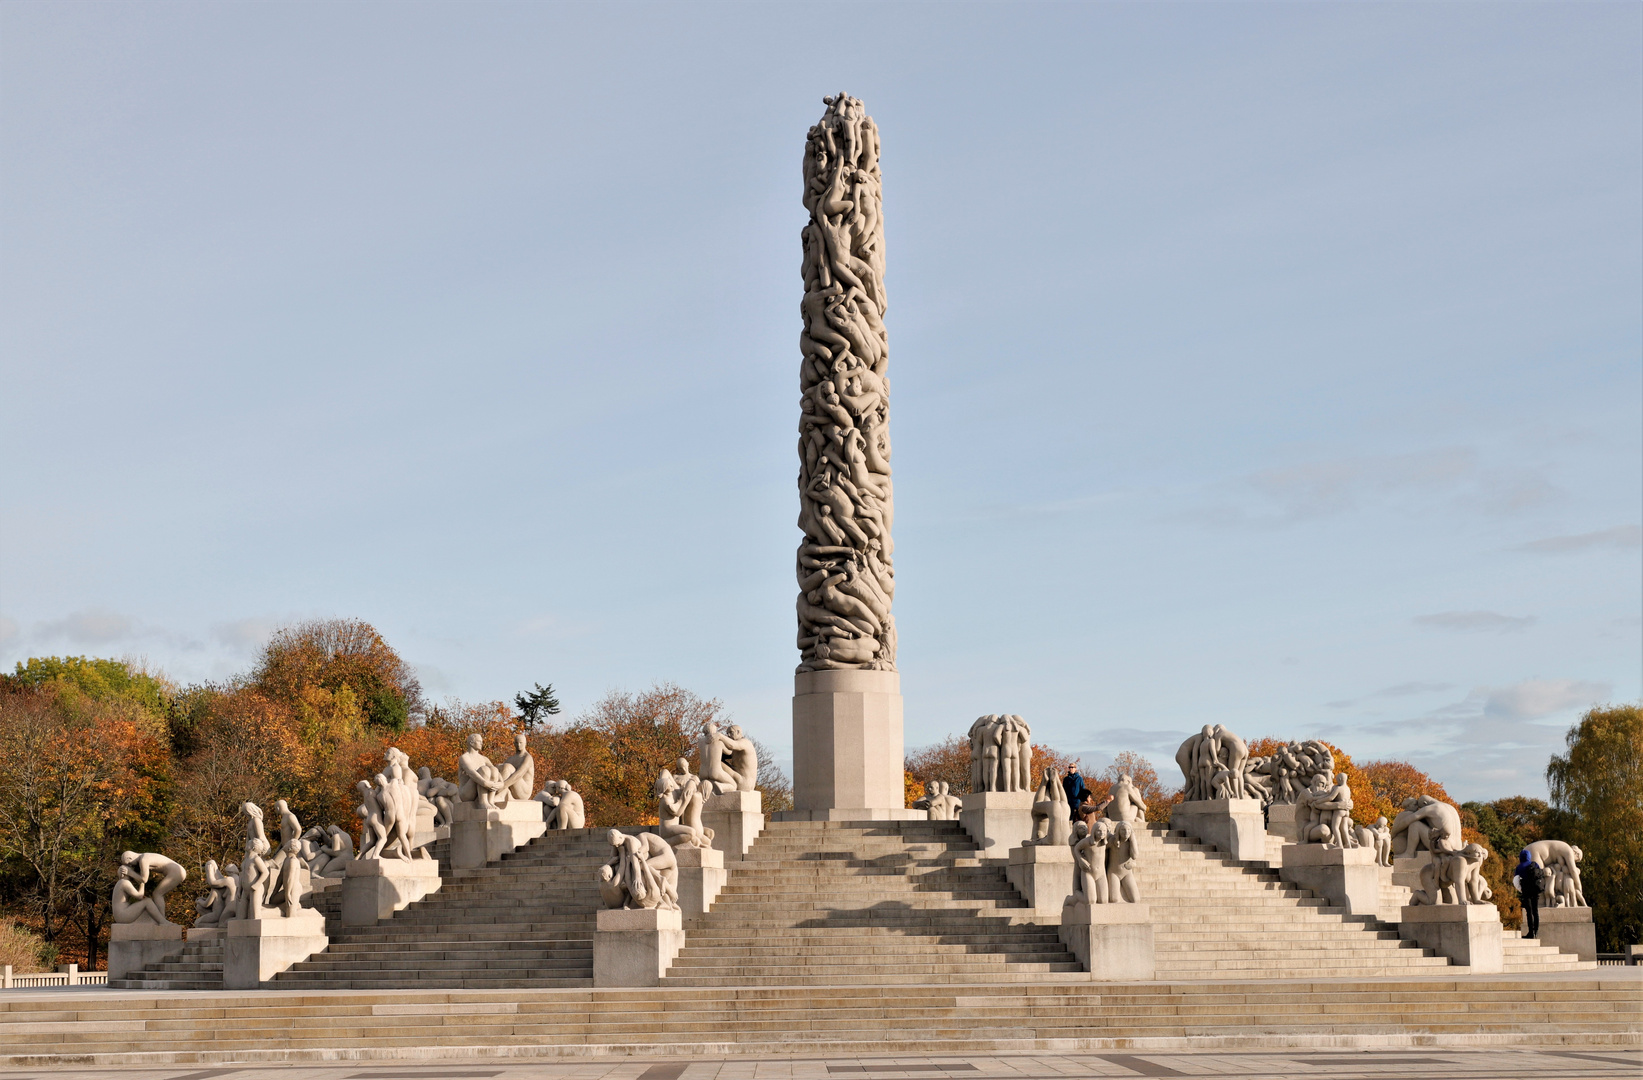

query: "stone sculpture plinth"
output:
702 789 764 858
1171 798 1267 862
1280 844 1382 916
341 856 442 926
1398 903 1504 972
960 790 1035 855
788 670 919 821
593 906 685 987
1536 906 1596 961
186 926 223 943
1265 803 1301 843
223 909 328 989
1058 902 1154 980
450 799 546 871
1006 842 1075 918
107 921 185 981
675 845 725 918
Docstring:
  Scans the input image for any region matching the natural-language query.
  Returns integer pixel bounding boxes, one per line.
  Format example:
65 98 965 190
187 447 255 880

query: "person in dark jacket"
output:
1514 848 1543 939
1062 765 1089 821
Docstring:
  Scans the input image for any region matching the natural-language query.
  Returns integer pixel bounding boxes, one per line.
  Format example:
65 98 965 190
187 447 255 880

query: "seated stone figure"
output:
696 722 739 794
913 781 962 821
1106 820 1142 903
457 733 517 809
1028 766 1072 846
596 830 680 911
1390 795 1463 858
193 858 239 927
655 768 715 849
417 767 458 828
308 825 355 878
501 732 536 803
115 851 186 923
112 862 168 926
534 780 586 829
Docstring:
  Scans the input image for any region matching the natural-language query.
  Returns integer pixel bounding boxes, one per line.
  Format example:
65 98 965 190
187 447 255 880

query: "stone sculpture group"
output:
968 713 1032 793
598 830 680 912
535 780 586 829
111 851 186 926
1069 819 1142 906
913 781 961 821
794 92 896 673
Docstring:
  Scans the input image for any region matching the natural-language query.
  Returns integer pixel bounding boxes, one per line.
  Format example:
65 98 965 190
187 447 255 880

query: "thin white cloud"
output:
0 616 19 646
1482 678 1612 722
1516 525 1642 554
1414 611 1536 633
36 608 137 645
1248 446 1476 520
212 617 282 652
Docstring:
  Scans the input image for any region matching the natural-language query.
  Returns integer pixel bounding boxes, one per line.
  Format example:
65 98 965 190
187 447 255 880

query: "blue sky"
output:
2 3 1638 801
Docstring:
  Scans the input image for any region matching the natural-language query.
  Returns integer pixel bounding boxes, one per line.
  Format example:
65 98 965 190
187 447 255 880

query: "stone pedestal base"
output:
960 790 1035 855
703 790 764 858
1399 903 1503 972
451 799 546 870
1280 844 1382 916
1534 905 1597 961
791 669 905 821
1392 853 1430 889
675 846 725 918
593 907 685 987
223 910 328 989
1266 803 1299 842
1058 902 1154 979
309 874 343 895
108 922 185 981
342 856 442 926
1172 798 1267 862
186 926 223 942
1006 842 1074 917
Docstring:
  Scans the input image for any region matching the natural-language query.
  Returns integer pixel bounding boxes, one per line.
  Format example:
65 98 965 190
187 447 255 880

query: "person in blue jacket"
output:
1514 848 1543 939
1062 764 1089 821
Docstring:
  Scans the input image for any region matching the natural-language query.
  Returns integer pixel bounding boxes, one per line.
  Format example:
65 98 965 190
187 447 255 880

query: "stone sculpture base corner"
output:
1280 844 1383 916
223 910 329 989
702 789 765 858
1534 905 1596 961
789 669 907 822
675 845 726 918
341 856 442 926
1005 841 1074 918
107 921 185 981
593 907 685 987
959 790 1035 855
450 799 546 871
1398 903 1504 972
1171 798 1267 862
1058 902 1154 980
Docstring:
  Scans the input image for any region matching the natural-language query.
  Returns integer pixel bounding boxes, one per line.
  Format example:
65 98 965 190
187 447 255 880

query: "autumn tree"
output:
1546 703 1643 952
905 735 972 796
252 619 423 736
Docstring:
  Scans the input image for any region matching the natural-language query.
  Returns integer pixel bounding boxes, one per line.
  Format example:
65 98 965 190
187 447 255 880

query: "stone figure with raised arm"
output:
1106 820 1142 903
1105 774 1148 825
1028 766 1072 846
115 851 186 923
967 715 992 791
1318 772 1357 849
242 801 267 850
111 856 176 926
268 837 308 918
457 733 513 809
656 768 715 849
1010 715 1032 792
237 838 272 920
596 829 680 911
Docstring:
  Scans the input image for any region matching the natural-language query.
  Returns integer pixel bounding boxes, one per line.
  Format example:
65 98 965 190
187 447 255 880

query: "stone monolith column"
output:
788 93 910 821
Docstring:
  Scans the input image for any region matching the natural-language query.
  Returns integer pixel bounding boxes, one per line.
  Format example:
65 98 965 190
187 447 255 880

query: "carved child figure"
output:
1106 820 1142 903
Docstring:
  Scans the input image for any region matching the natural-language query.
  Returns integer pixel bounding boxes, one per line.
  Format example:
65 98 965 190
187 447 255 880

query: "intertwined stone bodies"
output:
796 93 894 673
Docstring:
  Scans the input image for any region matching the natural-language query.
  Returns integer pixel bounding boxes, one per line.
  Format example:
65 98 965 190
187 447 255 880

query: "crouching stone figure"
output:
597 830 679 911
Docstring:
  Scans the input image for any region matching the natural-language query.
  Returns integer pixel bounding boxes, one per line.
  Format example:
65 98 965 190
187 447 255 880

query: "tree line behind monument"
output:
0 616 1637 971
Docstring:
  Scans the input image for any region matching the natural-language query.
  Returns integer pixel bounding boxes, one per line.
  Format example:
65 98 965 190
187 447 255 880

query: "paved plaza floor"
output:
3 1048 1640 1080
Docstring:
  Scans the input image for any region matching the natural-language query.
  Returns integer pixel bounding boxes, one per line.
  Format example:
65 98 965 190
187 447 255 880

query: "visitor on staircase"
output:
1514 849 1544 940
1062 765 1089 821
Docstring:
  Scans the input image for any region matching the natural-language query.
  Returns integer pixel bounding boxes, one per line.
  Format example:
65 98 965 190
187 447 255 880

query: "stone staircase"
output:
663 819 1083 986
104 937 224 991
2 976 1637 1064
269 829 609 990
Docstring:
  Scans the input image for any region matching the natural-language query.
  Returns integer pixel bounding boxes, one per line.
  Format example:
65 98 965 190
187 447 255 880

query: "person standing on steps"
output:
1062 764 1089 822
1513 848 1543 939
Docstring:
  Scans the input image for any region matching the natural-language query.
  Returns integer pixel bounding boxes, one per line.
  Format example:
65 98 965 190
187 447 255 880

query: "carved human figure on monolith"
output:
656 768 715 849
418 767 457 828
115 851 186 923
457 733 514 809
502 732 536 803
535 780 586 829
1390 795 1463 856
795 93 896 673
1105 774 1149 825
1525 840 1586 906
697 722 737 793
1107 821 1142 903
721 724 759 792
1069 820 1111 905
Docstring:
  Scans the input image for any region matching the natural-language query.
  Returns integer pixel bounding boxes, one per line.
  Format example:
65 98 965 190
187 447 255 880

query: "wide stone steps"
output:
104 938 224 991
266 829 614 990
662 819 1083 986
3 978 1637 1064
